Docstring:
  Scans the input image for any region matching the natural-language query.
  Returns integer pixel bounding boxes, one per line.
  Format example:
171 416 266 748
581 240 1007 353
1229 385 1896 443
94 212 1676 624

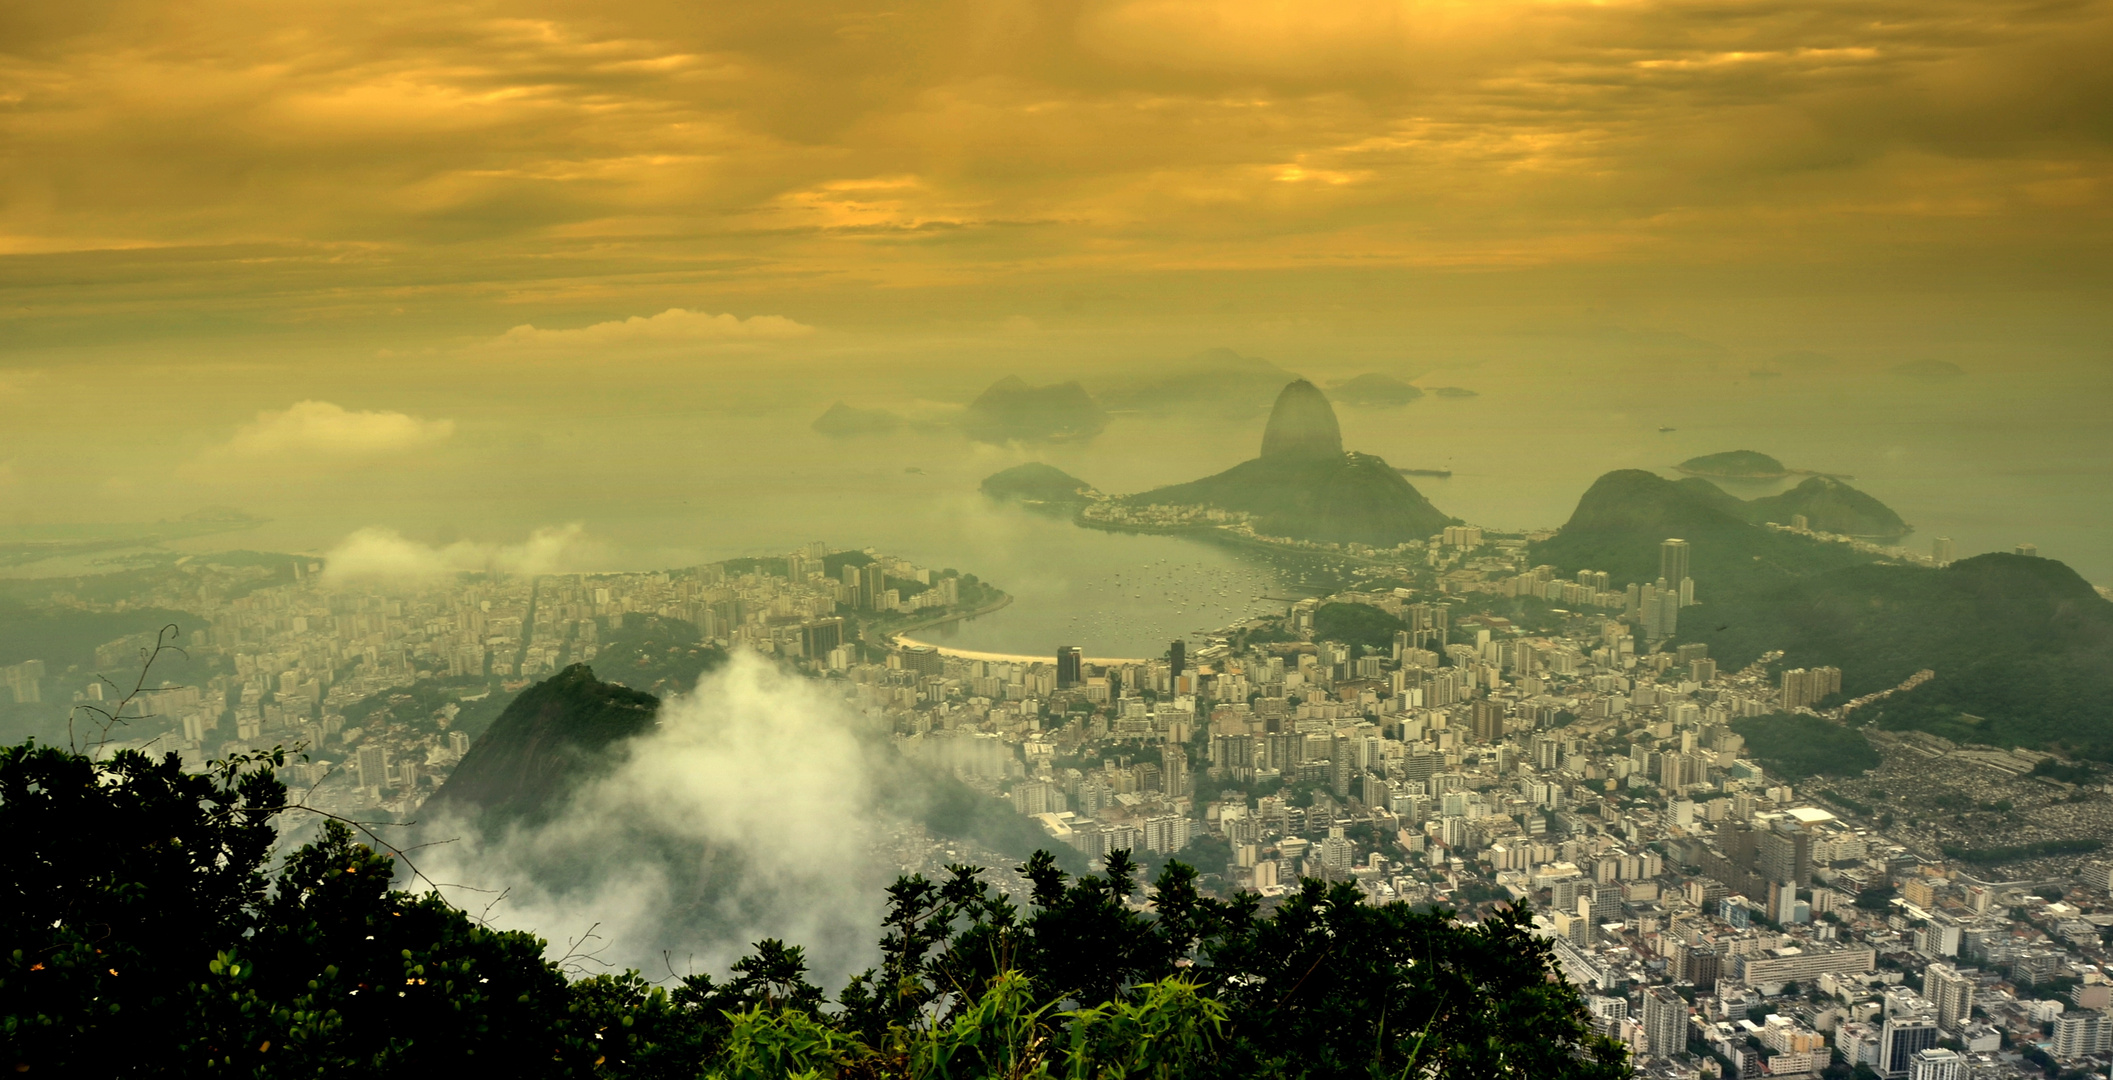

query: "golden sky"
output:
1 0 2108 364
0 0 2096 414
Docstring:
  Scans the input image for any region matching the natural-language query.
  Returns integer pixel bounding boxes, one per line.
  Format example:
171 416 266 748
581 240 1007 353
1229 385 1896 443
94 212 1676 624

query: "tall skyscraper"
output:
1931 537 1956 567
1169 639 1186 678
356 745 389 789
1643 986 1687 1059
1471 700 1504 743
1880 1013 1940 1078
1922 963 1974 1031
1056 646 1083 689
1660 538 1691 585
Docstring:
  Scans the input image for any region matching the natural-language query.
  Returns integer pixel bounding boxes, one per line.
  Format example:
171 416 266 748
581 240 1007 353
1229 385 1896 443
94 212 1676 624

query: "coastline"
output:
884 592 1157 664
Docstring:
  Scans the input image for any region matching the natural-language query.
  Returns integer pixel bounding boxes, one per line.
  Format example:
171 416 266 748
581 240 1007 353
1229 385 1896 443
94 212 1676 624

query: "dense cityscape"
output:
11 510 2110 1080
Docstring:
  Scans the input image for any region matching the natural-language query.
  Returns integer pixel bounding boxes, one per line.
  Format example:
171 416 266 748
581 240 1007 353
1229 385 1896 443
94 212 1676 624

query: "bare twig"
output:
555 922 614 976
70 623 189 755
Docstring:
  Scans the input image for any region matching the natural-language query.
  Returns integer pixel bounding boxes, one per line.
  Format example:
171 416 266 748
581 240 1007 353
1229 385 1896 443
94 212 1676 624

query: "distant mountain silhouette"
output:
963 377 1108 444
1095 348 1303 418
1676 450 1787 478
812 401 905 437
1531 469 1876 596
1123 380 1455 545
1329 373 1423 407
1744 476 1909 537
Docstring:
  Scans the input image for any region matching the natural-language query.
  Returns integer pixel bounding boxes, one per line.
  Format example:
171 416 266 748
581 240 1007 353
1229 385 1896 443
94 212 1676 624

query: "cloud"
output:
208 401 455 460
321 524 586 583
484 309 817 352
423 652 891 983
1 0 2109 348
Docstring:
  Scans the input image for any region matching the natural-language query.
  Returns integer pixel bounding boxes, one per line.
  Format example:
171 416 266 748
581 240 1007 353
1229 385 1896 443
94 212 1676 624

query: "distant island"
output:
979 462 1100 509
811 401 905 437
1329 372 1422 407
1675 449 1789 478
963 376 1108 444
1430 386 1478 398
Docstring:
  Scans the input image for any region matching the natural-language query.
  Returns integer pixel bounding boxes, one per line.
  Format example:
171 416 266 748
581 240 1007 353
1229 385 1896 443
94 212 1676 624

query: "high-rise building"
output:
1471 700 1504 743
1879 1013 1940 1078
1922 963 1974 1031
1057 646 1083 689
1757 820 1813 886
1169 639 1186 678
1161 744 1191 799
900 645 943 678
1643 986 1687 1059
1660 539 1691 586
356 745 389 789
1780 666 1843 709
1906 1048 1966 1080
2052 1011 2110 1060
1931 537 1956 567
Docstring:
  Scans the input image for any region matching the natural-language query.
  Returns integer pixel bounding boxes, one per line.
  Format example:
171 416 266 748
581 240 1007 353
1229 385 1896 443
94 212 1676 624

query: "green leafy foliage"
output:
1729 714 1880 779
1938 838 2104 864
1312 601 1407 653
1703 555 2113 757
5 738 1630 1079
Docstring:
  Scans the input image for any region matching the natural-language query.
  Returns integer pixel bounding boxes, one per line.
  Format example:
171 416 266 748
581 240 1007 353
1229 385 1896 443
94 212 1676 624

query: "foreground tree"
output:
1 739 1628 1078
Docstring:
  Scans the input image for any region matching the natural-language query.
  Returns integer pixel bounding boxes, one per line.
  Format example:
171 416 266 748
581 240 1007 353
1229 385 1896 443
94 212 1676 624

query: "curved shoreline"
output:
882 590 1167 664
890 633 1150 667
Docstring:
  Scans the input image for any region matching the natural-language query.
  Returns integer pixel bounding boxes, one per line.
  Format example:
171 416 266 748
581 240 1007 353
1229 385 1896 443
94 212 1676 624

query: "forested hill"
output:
419 663 661 824
1689 554 2113 758
1534 470 2113 758
421 661 1067 864
1530 469 1877 596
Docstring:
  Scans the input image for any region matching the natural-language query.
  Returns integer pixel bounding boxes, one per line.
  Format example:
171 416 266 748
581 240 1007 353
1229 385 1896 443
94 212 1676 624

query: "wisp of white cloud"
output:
322 523 586 583
424 651 892 985
209 400 455 459
486 308 817 352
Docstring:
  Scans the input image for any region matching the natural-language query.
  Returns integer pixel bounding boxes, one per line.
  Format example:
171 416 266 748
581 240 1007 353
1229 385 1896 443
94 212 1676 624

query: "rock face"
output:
1258 380 1343 460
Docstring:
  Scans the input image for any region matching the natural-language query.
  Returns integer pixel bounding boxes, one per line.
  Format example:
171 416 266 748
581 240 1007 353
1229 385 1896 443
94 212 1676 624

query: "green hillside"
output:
1742 476 1909 537
1690 554 2113 758
1314 602 1408 653
1729 714 1880 779
1129 452 1455 546
1530 470 1876 596
419 663 662 825
424 661 1082 869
